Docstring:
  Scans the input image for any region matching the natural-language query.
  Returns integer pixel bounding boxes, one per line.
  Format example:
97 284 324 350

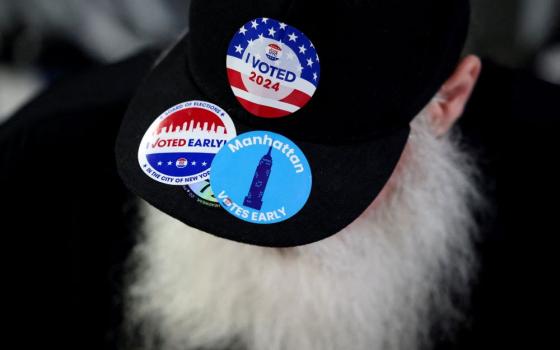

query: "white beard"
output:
124 113 484 350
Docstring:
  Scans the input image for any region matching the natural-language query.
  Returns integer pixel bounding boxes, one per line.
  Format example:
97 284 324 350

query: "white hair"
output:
124 111 484 350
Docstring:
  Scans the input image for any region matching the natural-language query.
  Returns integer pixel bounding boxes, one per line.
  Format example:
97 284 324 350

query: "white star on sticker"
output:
310 42 315 48
157 161 162 166
251 20 259 29
299 45 307 54
234 44 243 53
258 33 265 42
268 27 276 37
247 39 254 46
239 26 247 35
313 72 318 81
279 22 287 30
307 57 314 67
288 32 298 42
167 161 172 165
316 54 320 62
191 161 197 165
202 162 207 166
262 17 269 23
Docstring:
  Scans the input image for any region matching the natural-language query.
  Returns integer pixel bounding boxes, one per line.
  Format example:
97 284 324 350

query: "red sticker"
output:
226 17 320 118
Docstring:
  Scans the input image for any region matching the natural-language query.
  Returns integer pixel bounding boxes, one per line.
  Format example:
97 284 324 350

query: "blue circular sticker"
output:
210 131 312 224
138 101 236 185
226 17 320 118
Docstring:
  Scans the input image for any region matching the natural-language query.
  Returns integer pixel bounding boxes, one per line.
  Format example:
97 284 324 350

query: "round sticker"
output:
226 17 320 118
138 101 236 185
183 180 220 208
210 131 312 224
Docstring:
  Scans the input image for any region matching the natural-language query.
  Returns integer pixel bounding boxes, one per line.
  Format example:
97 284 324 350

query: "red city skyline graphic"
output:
154 107 228 135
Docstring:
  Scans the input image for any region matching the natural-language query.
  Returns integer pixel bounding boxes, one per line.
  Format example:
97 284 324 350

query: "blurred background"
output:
0 3 558 349
0 0 559 122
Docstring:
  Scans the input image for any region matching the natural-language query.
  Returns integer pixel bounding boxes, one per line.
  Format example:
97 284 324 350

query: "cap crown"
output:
188 0 470 142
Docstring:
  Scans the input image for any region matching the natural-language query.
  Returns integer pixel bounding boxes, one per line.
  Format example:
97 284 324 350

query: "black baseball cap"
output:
116 0 471 247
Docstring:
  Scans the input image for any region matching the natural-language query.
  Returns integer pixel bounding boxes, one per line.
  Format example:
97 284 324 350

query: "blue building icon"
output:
243 146 273 210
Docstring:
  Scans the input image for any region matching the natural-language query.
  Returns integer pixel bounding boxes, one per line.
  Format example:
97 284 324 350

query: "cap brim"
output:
116 33 409 247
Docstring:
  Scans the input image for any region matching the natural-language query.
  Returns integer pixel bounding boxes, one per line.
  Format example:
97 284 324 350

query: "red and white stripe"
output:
226 56 316 118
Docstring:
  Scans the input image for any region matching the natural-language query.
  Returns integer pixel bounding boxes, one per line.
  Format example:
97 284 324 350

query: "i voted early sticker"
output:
226 17 320 118
210 131 312 224
138 101 236 185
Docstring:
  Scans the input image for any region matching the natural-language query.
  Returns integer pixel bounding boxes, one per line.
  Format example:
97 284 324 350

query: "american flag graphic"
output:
226 17 320 118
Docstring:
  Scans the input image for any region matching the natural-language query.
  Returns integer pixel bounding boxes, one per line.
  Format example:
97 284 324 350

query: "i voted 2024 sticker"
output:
210 131 312 224
138 101 236 185
226 17 320 118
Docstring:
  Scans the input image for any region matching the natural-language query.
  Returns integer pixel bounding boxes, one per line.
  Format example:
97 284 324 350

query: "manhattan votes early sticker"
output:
138 101 236 185
210 131 312 224
226 17 320 118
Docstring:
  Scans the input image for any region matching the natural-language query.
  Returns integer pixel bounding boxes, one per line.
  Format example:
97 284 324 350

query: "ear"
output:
426 55 482 136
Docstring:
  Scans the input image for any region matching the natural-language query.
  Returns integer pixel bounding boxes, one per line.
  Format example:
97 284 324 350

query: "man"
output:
124 55 483 350
116 1 482 349
1 1 558 350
